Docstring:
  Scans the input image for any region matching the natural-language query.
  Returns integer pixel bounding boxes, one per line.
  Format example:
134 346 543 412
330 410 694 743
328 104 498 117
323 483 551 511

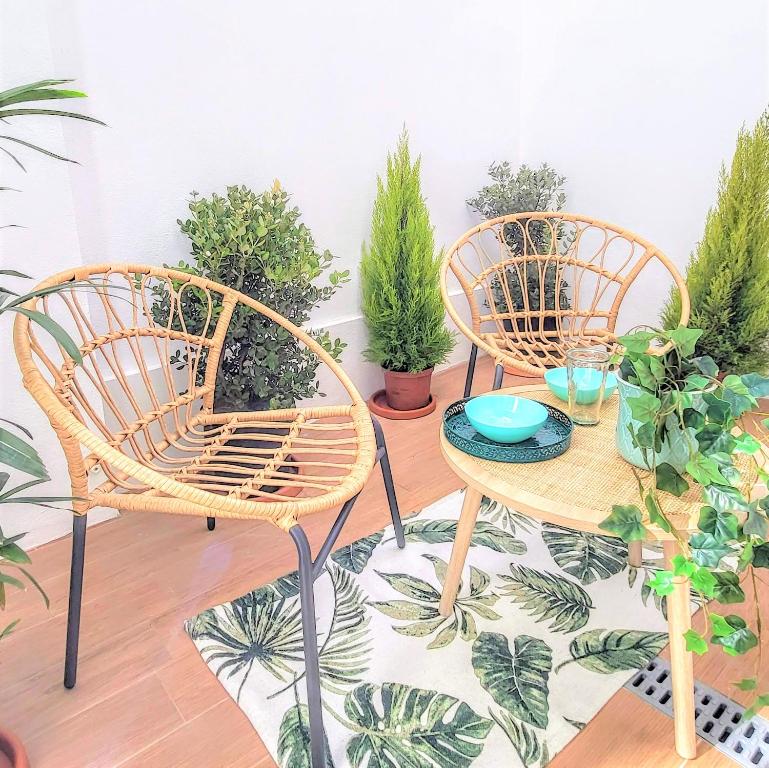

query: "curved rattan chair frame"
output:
441 212 690 384
13 262 403 768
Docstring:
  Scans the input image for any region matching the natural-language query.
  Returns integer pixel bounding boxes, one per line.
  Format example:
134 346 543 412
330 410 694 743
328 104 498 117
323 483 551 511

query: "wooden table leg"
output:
663 540 697 760
628 541 643 568
440 487 483 617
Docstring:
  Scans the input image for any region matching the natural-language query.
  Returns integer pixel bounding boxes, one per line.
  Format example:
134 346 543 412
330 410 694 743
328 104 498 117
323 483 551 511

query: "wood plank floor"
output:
1 355 766 767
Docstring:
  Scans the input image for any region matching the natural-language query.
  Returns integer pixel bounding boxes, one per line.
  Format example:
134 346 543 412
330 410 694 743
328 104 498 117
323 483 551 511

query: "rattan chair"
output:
13 263 404 768
441 212 690 393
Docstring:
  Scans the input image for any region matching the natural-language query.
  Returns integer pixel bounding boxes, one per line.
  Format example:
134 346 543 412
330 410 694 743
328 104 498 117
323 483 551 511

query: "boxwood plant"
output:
599 326 769 715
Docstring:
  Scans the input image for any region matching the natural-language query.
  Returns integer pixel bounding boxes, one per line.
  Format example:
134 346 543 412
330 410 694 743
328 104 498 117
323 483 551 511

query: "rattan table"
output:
439 383 702 759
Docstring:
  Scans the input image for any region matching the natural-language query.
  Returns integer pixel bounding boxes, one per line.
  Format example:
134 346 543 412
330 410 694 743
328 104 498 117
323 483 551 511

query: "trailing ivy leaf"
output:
698 505 739 542
743 504 769 539
671 555 697 578
344 682 493 768
751 543 769 567
541 524 627 584
709 614 758 656
599 504 647 542
277 704 335 768
669 326 703 357
618 331 656 354
401 519 526 555
734 432 761 455
472 632 552 728
631 358 657 390
634 421 657 450
498 564 593 633
648 570 675 597
690 566 717 597
720 375 756 418
683 408 705 430
689 533 731 568
692 355 719 378
712 572 745 604
684 373 710 392
736 677 758 692
687 453 729 485
558 629 668 674
684 629 708 655
703 392 731 422
644 493 671 532
331 531 383 573
627 392 662 424
741 373 769 398
705 484 749 515
655 463 689 497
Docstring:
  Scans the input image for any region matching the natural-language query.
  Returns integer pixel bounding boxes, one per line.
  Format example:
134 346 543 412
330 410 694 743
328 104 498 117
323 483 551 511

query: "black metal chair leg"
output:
64 514 87 689
290 525 326 768
492 362 504 391
463 343 478 398
207 516 216 531
371 415 405 549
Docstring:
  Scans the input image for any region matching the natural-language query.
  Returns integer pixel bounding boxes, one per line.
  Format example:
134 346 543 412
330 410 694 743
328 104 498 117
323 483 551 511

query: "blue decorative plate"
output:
443 398 573 463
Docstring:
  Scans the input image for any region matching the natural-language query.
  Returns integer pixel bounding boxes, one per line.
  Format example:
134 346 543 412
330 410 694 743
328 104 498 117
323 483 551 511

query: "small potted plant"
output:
602 325 769 713
361 130 455 417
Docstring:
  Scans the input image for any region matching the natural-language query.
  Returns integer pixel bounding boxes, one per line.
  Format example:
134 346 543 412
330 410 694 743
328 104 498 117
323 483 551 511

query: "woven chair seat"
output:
91 405 372 524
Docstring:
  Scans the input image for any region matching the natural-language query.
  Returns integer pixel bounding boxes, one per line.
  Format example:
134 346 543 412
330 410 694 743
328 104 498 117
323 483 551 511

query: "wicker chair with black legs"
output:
441 212 691 394
13 263 405 768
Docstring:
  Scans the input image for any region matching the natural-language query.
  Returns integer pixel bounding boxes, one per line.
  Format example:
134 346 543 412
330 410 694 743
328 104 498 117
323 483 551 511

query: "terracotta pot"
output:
383 368 433 411
0 728 29 768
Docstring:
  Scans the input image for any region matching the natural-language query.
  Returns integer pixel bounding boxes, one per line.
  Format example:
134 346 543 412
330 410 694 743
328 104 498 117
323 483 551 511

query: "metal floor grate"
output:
625 656 769 767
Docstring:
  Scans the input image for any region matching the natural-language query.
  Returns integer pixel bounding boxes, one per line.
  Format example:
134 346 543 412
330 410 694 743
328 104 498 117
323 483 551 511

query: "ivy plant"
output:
152 183 349 411
599 326 769 715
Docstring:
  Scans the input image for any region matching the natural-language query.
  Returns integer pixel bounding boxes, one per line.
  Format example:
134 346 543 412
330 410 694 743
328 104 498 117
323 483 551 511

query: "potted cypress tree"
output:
661 110 769 375
361 130 455 416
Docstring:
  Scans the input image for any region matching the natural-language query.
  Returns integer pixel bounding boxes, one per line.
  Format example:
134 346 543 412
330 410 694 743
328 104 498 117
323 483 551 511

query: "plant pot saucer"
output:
367 389 437 420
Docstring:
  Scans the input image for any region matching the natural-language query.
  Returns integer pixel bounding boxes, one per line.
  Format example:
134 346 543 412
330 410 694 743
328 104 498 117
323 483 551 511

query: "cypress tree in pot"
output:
361 131 455 412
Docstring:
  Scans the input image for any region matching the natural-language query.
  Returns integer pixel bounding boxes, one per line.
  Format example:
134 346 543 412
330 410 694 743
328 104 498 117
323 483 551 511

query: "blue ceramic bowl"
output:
544 367 617 405
464 395 548 444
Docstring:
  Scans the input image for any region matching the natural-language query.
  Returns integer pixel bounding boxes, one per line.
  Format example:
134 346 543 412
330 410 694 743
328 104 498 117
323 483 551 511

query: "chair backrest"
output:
13 263 362 505
441 212 689 374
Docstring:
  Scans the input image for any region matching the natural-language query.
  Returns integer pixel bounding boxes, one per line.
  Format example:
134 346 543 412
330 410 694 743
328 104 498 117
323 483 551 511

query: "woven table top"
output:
440 383 741 540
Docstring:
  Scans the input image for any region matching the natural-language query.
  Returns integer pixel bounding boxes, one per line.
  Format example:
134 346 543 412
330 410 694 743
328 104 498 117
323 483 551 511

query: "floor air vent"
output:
625 657 769 767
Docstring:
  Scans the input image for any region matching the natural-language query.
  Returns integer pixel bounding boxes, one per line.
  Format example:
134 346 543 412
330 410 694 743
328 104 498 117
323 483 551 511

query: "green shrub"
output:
361 131 455 372
467 161 571 315
153 183 349 411
662 111 769 373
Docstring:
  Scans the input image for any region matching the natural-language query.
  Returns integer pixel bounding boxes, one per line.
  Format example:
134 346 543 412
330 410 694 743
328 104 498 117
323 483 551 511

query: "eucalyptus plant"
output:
599 326 769 714
152 183 349 411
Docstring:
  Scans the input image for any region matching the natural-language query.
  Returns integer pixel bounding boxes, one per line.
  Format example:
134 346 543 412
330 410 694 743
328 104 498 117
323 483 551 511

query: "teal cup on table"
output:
544 367 617 405
464 394 549 444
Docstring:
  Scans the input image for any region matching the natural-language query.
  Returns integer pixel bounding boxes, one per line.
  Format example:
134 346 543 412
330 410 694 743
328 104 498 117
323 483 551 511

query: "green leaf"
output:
648 570 675 597
686 454 729 485
712 572 745 604
736 677 758 692
690 566 717 597
705 484 749 515
721 375 756 418
599 504 647 542
10 307 82 364
644 493 671 532
0 541 31 564
618 331 657 354
330 531 382 573
472 632 552 728
741 373 769 398
671 555 697 578
655 463 690 497
0 427 48 479
558 629 668 674
689 533 731 568
703 392 731 422
709 614 758 656
744 505 769 539
684 629 708 655
627 392 662 423
489 709 544 767
698 506 739 542
753 542 769 568
669 326 703 357
498 564 593 633
734 432 761 455
541 524 628 584
344 683 493 768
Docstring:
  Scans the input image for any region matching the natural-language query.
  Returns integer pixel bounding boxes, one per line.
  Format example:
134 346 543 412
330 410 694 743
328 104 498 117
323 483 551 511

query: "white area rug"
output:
186 490 672 767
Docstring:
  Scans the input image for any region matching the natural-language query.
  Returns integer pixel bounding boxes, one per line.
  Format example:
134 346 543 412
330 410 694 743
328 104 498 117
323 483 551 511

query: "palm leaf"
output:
498 564 593 633
479 495 536 534
490 709 544 767
556 629 668 674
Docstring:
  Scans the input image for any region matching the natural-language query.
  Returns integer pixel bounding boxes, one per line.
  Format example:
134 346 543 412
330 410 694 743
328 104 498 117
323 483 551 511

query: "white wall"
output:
1 0 768 547
519 0 769 332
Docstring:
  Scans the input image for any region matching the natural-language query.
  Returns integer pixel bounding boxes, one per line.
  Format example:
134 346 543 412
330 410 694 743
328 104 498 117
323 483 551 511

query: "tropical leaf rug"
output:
186 490 674 767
